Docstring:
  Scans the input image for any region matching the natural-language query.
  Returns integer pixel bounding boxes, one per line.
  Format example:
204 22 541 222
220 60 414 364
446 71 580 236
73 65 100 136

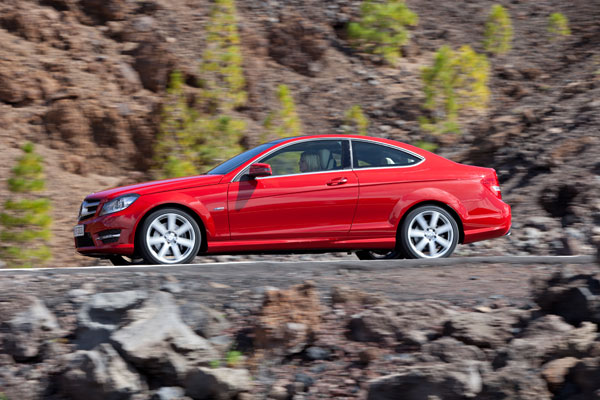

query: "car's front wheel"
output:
139 208 201 265
400 205 459 259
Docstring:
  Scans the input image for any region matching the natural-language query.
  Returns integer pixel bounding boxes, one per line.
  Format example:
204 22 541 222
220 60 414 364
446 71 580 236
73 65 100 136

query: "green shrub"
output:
343 105 369 136
262 84 302 141
421 45 490 135
548 13 570 38
347 0 418 65
0 143 52 268
483 4 513 55
413 140 438 152
225 350 242 367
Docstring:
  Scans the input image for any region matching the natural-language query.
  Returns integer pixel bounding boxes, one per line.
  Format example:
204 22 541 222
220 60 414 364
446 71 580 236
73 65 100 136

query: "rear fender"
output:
389 187 467 234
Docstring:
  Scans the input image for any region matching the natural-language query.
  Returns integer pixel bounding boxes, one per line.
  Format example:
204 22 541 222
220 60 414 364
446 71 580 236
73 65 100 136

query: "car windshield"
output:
206 139 287 175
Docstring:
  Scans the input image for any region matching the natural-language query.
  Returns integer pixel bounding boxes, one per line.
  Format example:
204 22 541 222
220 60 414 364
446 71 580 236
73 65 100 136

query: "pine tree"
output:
0 143 52 268
420 45 490 135
343 105 369 136
154 71 200 178
154 0 247 177
347 0 418 65
262 84 302 141
199 0 247 112
483 4 513 55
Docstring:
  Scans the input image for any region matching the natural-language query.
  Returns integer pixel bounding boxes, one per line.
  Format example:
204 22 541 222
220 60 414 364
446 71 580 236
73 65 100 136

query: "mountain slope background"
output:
0 0 599 266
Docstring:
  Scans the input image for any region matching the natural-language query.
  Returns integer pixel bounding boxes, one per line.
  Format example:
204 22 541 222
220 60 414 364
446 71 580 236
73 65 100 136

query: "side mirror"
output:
248 163 272 178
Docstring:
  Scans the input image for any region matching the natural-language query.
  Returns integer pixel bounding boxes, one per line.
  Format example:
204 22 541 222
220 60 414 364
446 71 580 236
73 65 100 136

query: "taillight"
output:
482 171 502 199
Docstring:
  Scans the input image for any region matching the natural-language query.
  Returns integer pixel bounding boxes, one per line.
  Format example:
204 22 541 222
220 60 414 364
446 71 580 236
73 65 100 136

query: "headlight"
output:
99 194 139 216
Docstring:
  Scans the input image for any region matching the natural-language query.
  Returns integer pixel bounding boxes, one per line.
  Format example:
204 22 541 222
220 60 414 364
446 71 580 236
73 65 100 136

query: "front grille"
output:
79 199 101 221
76 233 95 248
98 229 121 244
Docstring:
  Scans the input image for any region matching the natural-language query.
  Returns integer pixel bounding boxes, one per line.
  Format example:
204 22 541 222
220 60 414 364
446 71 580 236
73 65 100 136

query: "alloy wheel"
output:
144 212 198 264
405 208 456 258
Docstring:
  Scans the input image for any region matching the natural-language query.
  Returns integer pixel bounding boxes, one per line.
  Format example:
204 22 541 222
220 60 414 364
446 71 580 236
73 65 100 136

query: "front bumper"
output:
75 213 136 257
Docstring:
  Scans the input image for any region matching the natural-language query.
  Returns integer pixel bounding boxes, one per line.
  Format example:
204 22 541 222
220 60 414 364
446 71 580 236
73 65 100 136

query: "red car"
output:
74 135 511 265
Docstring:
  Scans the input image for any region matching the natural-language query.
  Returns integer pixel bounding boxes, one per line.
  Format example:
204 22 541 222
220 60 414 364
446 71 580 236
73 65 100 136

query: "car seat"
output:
319 149 336 170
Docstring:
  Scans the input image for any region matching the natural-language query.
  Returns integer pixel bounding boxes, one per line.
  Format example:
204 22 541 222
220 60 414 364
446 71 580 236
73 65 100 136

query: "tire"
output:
139 208 201 265
108 255 146 266
400 205 459 259
356 249 404 260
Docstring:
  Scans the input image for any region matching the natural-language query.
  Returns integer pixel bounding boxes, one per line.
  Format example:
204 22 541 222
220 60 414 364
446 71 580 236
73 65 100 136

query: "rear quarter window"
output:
352 141 422 169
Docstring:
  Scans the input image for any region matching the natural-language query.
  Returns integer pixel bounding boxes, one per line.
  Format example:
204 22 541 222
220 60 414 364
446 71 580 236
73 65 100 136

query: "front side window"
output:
260 140 348 176
352 140 422 169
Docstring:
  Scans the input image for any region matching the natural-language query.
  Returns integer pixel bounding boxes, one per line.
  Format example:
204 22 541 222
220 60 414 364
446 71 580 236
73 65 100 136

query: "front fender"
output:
132 192 216 239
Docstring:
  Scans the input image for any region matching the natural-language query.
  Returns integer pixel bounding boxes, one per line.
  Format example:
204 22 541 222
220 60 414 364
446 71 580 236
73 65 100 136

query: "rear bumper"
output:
462 200 511 244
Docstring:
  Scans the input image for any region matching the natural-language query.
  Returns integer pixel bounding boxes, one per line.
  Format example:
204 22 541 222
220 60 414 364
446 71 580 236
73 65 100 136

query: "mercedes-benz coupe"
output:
74 135 511 265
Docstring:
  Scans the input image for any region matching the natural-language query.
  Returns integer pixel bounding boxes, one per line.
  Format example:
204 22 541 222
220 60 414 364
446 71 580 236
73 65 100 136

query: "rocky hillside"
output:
1 264 600 399
0 0 599 265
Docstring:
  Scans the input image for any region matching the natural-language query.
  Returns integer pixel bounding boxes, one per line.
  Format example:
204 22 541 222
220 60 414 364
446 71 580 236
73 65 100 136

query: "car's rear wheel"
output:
355 250 404 260
400 205 459 259
108 255 146 266
139 208 201 265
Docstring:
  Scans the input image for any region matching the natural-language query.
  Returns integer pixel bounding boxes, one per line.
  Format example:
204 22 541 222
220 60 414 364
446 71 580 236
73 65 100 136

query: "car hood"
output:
86 175 223 200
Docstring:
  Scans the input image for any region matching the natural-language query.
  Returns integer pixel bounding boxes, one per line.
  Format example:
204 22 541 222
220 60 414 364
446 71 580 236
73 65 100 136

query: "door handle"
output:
327 177 348 186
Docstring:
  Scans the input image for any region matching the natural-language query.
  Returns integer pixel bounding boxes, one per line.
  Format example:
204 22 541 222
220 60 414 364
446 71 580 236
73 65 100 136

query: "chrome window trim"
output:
232 137 351 182
350 138 425 169
231 137 426 182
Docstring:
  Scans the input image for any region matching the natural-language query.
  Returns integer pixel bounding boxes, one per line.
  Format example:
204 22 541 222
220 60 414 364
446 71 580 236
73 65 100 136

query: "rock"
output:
349 307 397 344
571 357 600 394
151 387 188 400
480 361 552 399
111 291 219 386
80 0 135 21
331 286 382 306
294 373 315 391
304 346 331 361
45 100 92 147
184 367 252 400
541 357 579 393
268 14 328 77
180 303 230 339
443 310 521 348
422 337 485 364
502 315 596 367
367 362 482 400
59 343 147 400
532 272 600 326
132 41 176 92
253 281 321 355
76 290 148 350
2 297 63 361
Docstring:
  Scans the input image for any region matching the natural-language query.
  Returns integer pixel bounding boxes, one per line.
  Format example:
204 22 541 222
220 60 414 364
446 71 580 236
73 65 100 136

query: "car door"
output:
227 139 358 241
349 139 426 237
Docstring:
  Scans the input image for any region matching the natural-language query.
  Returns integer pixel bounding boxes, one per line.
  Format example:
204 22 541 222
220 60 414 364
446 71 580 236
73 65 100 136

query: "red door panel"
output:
228 171 359 240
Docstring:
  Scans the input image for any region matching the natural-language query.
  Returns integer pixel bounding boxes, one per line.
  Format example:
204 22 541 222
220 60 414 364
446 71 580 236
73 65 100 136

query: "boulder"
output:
2 297 63 361
253 281 321 355
151 386 189 400
268 14 328 76
184 367 252 400
131 41 176 92
532 271 600 326
498 316 596 367
76 290 148 350
59 343 147 400
480 361 552 400
541 357 579 393
111 291 219 386
367 361 483 400
422 337 485 364
180 302 231 339
571 357 600 394
443 310 522 349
